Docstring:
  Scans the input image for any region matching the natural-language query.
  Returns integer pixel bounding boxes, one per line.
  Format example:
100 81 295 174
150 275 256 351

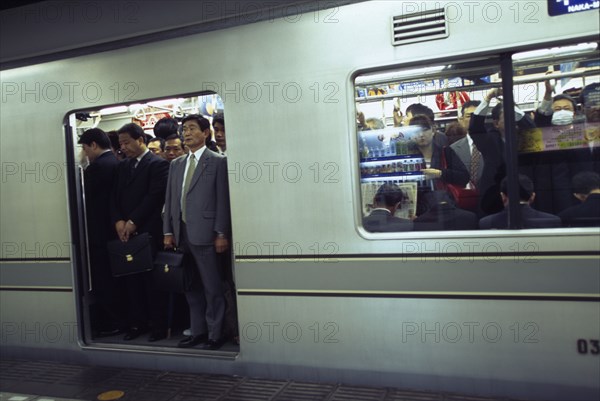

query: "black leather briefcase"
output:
107 233 154 277
152 250 186 292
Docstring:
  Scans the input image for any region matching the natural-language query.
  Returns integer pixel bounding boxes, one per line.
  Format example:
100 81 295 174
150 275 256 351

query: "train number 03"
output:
576 339 600 355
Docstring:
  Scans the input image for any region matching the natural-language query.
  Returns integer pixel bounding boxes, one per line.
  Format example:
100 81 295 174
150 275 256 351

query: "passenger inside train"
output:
356 42 600 232
73 95 238 350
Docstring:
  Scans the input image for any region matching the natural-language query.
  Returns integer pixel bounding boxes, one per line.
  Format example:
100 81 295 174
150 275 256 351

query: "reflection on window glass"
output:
355 42 599 233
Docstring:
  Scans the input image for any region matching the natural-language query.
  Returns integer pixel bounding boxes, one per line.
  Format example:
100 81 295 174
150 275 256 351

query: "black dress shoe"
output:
148 330 168 342
177 333 208 348
123 327 147 341
202 338 225 350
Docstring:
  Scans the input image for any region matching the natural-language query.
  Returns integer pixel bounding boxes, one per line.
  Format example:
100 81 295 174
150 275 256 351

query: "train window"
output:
65 93 238 350
354 41 599 233
512 43 600 228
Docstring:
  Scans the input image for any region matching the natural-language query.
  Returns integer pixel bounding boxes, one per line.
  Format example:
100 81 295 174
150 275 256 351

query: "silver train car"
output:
1 1 599 400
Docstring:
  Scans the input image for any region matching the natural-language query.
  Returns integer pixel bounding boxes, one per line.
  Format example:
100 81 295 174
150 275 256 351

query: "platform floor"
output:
0 358 528 401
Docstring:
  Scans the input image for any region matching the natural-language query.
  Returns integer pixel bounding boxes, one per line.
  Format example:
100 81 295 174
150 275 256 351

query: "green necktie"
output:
182 154 196 223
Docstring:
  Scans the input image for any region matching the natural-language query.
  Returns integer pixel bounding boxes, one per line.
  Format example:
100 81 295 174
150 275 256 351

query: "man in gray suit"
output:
451 101 483 187
163 114 231 350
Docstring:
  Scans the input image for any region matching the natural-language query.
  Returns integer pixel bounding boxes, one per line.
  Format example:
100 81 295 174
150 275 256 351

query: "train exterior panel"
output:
1 2 599 400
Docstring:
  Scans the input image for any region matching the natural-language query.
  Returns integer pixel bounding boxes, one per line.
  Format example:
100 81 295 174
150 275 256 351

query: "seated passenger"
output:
363 183 413 232
413 191 477 231
479 174 561 229
558 171 600 227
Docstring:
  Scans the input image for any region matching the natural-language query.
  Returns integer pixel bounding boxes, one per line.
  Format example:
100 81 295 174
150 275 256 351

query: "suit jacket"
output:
450 136 484 185
363 209 413 232
425 133 470 187
414 203 478 231
479 204 561 229
558 193 600 227
110 151 169 245
85 151 119 247
163 149 230 246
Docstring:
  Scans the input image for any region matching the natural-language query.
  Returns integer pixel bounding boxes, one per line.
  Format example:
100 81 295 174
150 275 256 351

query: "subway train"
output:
1 1 599 400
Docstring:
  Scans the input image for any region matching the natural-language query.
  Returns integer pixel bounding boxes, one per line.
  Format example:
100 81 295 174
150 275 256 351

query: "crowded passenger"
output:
443 122 466 145
451 100 484 188
517 84 574 213
534 80 578 127
402 103 435 126
107 130 126 160
469 88 537 215
164 134 186 162
558 171 600 227
163 115 231 350
78 128 125 337
408 115 469 187
479 174 561 229
110 123 170 342
148 137 165 158
363 183 413 232
153 117 180 140
413 190 478 231
212 113 227 155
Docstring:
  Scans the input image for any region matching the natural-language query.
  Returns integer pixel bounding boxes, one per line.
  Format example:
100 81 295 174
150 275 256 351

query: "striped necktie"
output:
470 145 481 187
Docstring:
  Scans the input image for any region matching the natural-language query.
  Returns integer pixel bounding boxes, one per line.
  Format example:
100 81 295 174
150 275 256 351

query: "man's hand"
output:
215 236 229 253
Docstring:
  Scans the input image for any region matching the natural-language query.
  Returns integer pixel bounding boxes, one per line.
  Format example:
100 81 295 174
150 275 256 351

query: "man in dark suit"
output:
479 174 561 229
414 191 478 231
363 183 413 232
79 128 123 336
110 123 170 341
469 88 542 215
559 171 600 227
163 115 231 350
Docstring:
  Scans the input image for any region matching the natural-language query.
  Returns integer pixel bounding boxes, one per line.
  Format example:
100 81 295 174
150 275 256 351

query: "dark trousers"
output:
89 247 127 330
121 236 169 331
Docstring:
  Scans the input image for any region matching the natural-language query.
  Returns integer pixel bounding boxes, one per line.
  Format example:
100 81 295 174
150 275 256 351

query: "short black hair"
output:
408 114 434 130
374 183 405 207
406 103 435 122
106 130 120 151
212 113 224 127
461 100 481 116
500 174 534 201
118 123 146 141
148 137 165 151
78 128 111 149
553 94 576 110
153 117 179 140
572 171 600 194
181 114 210 131
165 133 183 143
